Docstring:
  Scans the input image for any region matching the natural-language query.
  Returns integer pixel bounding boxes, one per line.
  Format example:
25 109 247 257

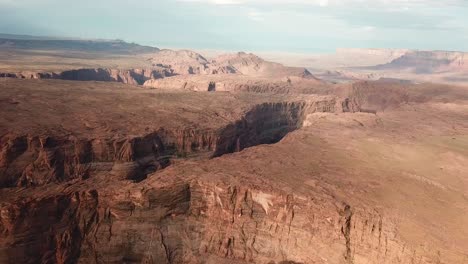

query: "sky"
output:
1 0 468 53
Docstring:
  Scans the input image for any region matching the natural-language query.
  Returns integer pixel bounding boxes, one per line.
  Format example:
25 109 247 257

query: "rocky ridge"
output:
143 75 325 93
1 51 316 87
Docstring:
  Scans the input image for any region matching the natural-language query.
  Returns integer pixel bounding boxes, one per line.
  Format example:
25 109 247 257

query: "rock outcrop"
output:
209 52 315 78
148 51 316 79
143 75 325 93
0 68 175 85
149 50 217 75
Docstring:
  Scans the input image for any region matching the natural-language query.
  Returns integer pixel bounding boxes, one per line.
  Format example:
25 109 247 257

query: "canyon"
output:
0 36 467 264
1 77 467 263
0 79 335 187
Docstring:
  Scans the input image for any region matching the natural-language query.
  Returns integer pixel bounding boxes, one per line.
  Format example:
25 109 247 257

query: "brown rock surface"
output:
148 50 214 75
148 51 314 78
143 75 326 93
0 68 176 85
0 77 467 264
209 52 315 78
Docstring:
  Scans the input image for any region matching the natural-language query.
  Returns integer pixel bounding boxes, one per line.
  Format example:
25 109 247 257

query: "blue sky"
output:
1 0 468 52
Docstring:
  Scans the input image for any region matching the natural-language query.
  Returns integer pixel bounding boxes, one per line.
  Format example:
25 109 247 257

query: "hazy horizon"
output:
1 0 468 53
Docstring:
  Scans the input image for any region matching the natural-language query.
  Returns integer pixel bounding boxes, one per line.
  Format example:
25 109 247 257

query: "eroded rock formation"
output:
0 95 336 188
0 51 318 86
143 75 325 94
0 179 435 264
0 68 176 85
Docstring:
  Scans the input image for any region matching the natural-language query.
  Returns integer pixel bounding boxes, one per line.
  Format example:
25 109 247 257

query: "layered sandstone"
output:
1 78 467 264
143 75 326 93
0 68 175 85
0 174 437 264
148 51 314 78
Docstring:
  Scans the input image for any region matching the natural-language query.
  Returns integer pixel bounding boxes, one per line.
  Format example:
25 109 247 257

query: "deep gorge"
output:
0 99 336 188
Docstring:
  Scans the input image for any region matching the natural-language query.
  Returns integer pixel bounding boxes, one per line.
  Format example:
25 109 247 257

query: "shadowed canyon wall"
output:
0 68 175 85
0 99 336 188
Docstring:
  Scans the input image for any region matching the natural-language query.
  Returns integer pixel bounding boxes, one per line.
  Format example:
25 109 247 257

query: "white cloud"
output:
179 0 243 4
361 26 376 32
0 0 16 5
177 0 464 7
247 11 265 21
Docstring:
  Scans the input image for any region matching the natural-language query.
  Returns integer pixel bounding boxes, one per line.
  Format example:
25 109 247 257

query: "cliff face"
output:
0 178 437 264
0 132 173 186
0 100 336 188
214 100 335 156
0 91 346 263
0 68 176 85
143 75 325 94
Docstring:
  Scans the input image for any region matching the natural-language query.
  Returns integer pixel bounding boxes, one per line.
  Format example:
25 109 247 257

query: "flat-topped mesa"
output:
336 48 409 59
0 36 160 54
372 50 468 73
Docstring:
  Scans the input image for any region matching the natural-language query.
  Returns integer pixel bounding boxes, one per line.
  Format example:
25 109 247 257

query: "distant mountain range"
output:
2 33 468 85
0 33 159 54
